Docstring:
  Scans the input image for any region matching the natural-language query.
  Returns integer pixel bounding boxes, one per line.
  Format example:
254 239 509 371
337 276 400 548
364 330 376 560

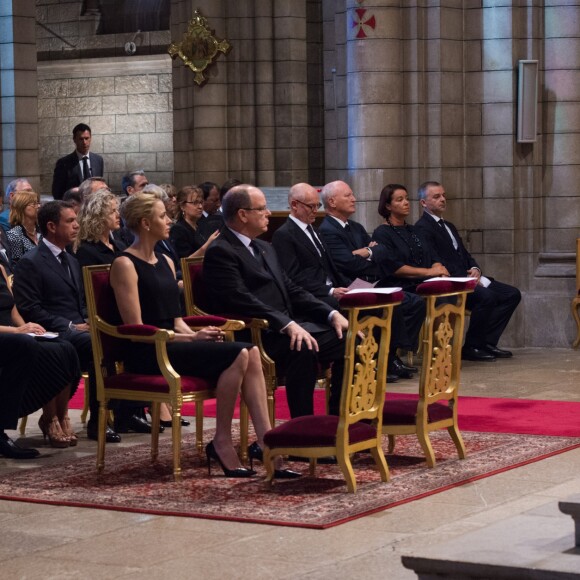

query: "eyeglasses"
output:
295 199 322 212
241 206 269 212
28 202 41 207
183 200 203 206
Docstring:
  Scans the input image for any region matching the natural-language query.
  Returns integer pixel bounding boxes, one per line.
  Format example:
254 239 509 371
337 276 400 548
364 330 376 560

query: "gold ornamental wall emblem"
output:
168 9 231 86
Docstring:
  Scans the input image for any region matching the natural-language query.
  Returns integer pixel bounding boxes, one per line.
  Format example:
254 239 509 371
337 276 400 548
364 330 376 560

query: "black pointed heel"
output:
247 442 301 479
205 441 256 478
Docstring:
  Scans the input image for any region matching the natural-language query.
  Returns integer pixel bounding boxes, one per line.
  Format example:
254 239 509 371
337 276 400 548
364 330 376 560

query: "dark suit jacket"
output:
203 227 333 333
272 219 349 306
13 242 86 331
318 215 391 282
169 220 206 259
414 212 478 277
0 227 13 275
52 151 104 199
197 212 224 239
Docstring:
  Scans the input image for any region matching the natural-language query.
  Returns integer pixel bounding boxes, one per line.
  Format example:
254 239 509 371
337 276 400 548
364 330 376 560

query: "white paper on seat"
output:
424 277 475 283
345 287 402 295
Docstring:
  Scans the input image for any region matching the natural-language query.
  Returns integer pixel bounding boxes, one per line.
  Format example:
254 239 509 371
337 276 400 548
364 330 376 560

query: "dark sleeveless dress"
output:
118 251 250 379
0 274 80 417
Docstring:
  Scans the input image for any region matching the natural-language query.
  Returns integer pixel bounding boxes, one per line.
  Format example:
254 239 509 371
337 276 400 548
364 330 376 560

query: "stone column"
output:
0 0 39 193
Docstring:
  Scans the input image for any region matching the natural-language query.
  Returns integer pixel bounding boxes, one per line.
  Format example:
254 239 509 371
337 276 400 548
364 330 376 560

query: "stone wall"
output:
37 55 173 194
35 0 174 195
322 1 580 347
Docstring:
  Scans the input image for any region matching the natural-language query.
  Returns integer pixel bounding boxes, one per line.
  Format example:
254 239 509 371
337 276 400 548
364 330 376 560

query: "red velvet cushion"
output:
416 279 478 295
183 315 228 327
263 415 377 448
104 373 214 393
117 324 159 336
339 290 405 308
383 399 453 425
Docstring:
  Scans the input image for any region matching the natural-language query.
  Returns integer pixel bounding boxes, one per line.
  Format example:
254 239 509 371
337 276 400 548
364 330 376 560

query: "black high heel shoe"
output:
159 418 190 428
247 441 301 479
205 441 256 478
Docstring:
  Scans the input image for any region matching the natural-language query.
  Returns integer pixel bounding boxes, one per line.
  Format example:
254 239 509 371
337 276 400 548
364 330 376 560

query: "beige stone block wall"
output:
37 55 174 194
0 0 40 194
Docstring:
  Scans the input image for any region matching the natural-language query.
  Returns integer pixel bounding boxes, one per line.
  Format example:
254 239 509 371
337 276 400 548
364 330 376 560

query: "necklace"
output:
24 226 38 240
386 218 424 266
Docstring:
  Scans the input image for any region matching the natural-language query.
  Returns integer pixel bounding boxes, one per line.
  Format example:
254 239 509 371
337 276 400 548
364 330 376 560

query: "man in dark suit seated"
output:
52 123 104 200
272 183 350 309
203 184 348 417
415 181 521 361
318 180 425 378
12 201 123 442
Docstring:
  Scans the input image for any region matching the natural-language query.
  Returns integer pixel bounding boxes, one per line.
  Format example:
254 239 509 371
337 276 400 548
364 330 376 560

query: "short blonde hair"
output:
120 192 163 232
9 191 40 227
75 189 118 250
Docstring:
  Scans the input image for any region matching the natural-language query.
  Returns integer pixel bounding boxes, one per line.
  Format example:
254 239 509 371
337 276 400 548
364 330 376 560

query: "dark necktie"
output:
438 218 458 250
82 156 91 180
306 225 325 256
59 251 73 282
249 240 262 261
344 223 357 247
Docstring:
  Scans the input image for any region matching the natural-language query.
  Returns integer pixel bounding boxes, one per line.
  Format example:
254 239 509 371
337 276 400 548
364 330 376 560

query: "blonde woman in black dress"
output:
110 193 299 479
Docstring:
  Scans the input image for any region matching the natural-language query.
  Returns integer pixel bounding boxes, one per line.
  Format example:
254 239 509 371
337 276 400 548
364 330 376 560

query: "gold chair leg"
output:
417 428 436 468
263 447 275 485
19 416 28 436
387 434 396 454
150 402 160 462
337 453 357 493
370 445 390 483
170 406 182 482
267 378 276 426
196 400 204 456
80 373 90 424
572 298 580 348
448 425 467 460
96 402 107 474
309 458 316 476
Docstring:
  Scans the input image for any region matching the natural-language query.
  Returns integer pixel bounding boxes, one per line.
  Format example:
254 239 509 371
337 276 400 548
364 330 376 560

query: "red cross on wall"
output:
352 7 376 39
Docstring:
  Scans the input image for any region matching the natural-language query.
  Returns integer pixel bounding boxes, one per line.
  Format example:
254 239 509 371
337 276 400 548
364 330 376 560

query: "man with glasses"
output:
203 184 348 418
272 183 349 309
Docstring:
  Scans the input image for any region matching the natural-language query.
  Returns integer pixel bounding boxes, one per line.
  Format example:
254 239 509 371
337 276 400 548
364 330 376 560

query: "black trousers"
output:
262 326 345 418
0 334 38 430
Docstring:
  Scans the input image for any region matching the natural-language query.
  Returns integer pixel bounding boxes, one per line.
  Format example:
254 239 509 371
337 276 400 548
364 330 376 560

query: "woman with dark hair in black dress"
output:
372 184 449 290
110 193 299 479
0 265 81 452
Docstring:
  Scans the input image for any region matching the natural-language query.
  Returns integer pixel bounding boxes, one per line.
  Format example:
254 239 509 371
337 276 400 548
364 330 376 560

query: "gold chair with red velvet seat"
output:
262 290 403 493
572 238 580 348
83 264 244 481
383 279 476 468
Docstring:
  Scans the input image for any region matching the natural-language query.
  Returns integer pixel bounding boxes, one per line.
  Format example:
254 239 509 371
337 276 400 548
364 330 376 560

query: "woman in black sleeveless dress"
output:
0 266 81 449
110 193 299 479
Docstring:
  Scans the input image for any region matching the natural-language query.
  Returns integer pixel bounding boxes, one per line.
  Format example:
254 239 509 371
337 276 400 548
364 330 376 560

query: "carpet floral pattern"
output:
0 431 578 528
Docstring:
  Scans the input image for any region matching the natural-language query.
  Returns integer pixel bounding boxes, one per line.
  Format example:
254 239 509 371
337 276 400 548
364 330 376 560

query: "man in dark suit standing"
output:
272 183 349 309
12 201 120 442
318 180 424 378
415 181 521 361
52 123 104 200
203 184 348 417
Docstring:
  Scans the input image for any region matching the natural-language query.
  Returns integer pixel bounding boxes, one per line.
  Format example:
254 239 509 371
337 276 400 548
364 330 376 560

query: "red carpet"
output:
70 383 580 437
2 429 579 528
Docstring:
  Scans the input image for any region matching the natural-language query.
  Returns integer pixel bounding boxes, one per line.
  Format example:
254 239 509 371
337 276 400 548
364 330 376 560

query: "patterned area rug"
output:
1 431 578 529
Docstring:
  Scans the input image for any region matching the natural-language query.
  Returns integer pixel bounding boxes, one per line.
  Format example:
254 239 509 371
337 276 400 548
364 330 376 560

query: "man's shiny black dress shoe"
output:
389 358 415 379
394 355 418 374
86 423 121 443
159 418 190 428
115 414 164 434
247 442 301 479
484 344 513 358
461 346 496 362
0 432 40 459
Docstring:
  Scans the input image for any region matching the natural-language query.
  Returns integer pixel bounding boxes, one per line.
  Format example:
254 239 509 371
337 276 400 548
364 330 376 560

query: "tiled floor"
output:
1 348 579 579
